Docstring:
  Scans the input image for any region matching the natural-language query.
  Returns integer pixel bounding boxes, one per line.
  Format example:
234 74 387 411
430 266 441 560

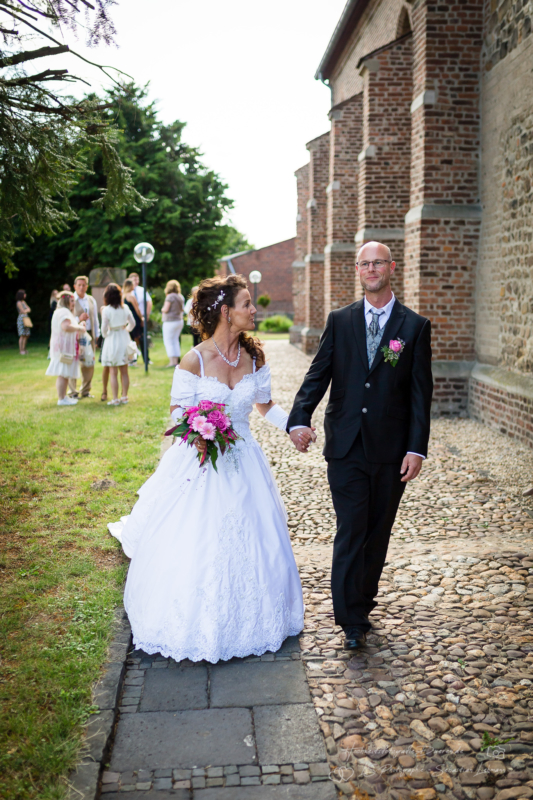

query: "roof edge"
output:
315 0 370 82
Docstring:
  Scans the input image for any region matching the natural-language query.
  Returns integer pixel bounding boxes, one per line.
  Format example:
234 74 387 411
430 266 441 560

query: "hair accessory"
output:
212 290 225 309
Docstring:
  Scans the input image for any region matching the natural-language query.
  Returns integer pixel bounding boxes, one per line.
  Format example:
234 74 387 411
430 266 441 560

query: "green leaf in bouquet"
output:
209 442 219 472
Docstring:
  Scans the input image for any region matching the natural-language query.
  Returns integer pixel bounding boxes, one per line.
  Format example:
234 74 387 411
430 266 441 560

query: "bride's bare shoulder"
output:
179 350 201 376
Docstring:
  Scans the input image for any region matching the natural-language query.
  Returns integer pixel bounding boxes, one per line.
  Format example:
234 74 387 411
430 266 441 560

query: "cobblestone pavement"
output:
100 341 533 799
253 341 533 799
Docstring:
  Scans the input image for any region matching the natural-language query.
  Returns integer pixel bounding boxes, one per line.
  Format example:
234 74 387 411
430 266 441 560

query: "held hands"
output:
289 427 317 453
78 312 89 322
400 453 423 482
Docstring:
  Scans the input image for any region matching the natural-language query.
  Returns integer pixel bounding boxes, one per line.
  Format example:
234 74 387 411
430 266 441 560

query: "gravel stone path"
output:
100 341 533 799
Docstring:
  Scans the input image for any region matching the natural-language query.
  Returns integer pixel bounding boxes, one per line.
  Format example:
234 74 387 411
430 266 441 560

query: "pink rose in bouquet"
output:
207 409 230 431
165 400 242 471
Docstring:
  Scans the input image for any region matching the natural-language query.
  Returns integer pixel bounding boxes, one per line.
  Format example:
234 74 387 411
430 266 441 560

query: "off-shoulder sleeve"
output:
170 367 198 408
255 363 272 404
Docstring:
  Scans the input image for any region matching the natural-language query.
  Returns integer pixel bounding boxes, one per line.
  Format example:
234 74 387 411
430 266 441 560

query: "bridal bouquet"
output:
165 400 242 471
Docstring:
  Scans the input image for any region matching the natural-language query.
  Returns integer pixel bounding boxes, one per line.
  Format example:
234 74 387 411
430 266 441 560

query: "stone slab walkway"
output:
101 637 334 798
96 341 533 800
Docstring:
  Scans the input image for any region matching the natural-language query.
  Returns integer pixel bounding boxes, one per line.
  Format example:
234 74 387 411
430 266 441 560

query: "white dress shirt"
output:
290 292 425 460
133 285 152 316
74 292 100 338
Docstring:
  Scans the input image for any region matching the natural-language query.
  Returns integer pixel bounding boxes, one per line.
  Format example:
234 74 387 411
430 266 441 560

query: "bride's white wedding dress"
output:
108 350 304 663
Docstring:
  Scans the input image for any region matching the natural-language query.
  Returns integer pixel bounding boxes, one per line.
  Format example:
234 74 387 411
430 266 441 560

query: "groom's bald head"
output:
356 241 392 262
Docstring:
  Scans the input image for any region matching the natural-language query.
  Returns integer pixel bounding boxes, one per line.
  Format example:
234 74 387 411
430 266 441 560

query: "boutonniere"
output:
381 339 405 366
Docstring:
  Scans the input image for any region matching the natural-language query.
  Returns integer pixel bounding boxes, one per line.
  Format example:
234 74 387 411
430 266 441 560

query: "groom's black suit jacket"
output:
287 299 433 463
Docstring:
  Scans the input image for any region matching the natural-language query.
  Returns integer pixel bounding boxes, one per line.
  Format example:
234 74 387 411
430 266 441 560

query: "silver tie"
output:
369 310 383 337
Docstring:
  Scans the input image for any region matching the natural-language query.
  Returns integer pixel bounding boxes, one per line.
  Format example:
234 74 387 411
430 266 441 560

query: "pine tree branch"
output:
3 67 69 84
0 44 69 67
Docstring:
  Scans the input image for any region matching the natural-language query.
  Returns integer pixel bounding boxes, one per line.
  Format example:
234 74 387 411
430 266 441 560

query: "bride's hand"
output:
194 436 207 454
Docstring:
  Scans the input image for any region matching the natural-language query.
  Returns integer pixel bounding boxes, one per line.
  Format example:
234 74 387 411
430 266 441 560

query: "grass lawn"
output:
0 335 192 800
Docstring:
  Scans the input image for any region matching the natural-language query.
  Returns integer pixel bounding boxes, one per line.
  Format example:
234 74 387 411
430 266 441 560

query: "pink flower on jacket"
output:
198 399 215 411
389 339 402 353
207 409 230 431
197 420 216 440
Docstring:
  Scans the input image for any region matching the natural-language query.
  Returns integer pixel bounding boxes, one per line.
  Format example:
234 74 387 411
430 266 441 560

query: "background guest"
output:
16 290 32 355
62 283 71 292
128 272 152 320
123 278 144 364
46 292 86 406
161 279 184 367
50 289 58 321
101 283 135 406
184 285 201 347
68 276 99 400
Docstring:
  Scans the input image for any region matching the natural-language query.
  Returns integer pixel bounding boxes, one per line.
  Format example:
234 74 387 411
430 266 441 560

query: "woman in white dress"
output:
101 283 135 406
108 274 307 663
46 291 86 406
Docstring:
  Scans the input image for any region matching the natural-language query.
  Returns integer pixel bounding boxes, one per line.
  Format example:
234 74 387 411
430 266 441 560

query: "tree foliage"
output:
1 84 250 334
0 0 149 272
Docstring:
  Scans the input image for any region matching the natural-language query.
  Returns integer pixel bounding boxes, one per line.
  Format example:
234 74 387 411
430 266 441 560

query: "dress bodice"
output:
170 358 272 445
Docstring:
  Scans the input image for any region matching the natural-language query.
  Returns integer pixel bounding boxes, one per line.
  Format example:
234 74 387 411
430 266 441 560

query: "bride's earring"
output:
228 315 231 324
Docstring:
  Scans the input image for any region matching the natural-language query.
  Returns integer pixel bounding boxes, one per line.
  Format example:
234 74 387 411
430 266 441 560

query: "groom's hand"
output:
400 453 423 482
289 427 316 453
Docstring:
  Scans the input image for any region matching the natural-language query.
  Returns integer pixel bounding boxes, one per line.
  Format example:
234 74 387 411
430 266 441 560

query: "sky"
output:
52 0 347 250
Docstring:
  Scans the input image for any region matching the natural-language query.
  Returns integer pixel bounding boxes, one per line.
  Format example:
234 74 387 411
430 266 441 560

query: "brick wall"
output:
302 132 330 354
324 93 362 317
219 239 295 316
404 0 483 362
356 34 412 305
470 373 533 449
329 0 412 105
291 164 309 344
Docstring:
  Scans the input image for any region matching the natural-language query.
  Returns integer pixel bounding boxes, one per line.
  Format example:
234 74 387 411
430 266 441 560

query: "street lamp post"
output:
249 270 262 308
133 242 155 373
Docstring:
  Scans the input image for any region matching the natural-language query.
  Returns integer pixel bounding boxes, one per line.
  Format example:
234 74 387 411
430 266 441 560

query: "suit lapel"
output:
350 300 368 370
367 300 407 376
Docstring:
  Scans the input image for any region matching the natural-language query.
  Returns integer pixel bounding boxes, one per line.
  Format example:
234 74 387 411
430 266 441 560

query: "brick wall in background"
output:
219 239 295 317
356 34 412 305
291 164 309 345
302 132 330 355
324 93 362 318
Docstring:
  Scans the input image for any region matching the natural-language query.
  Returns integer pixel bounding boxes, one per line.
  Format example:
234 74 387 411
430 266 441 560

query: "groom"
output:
287 241 433 650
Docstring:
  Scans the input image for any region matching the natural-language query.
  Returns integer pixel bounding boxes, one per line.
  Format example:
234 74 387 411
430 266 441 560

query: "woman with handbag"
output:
46 291 86 406
101 283 135 406
16 290 32 355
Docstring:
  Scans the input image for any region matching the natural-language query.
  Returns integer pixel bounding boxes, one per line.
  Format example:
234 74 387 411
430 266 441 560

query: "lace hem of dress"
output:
131 625 304 664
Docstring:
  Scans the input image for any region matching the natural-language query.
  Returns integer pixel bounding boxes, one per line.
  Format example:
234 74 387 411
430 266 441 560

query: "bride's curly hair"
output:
192 274 265 366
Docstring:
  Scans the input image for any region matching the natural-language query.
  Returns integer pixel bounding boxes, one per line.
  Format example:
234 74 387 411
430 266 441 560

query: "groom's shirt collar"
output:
363 293 396 329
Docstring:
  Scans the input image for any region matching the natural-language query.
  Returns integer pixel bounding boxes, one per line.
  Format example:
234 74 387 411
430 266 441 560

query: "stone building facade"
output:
291 0 533 447
219 238 295 317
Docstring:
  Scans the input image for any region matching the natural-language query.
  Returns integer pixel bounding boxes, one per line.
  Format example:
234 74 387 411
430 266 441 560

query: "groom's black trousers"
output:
327 434 406 633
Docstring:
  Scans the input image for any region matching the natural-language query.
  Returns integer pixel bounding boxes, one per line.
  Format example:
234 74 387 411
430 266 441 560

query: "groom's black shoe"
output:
343 627 367 651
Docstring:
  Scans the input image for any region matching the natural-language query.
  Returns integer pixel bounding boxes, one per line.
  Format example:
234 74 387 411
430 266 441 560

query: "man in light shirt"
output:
128 272 152 320
287 241 433 652
68 275 99 399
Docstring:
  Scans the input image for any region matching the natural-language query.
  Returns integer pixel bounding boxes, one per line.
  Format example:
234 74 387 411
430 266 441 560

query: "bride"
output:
108 274 307 663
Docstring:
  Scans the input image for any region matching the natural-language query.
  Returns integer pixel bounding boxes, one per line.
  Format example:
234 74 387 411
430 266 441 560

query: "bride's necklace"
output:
212 337 241 368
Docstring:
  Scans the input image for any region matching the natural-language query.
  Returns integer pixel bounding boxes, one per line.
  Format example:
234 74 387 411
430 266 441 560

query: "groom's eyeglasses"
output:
356 260 391 270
